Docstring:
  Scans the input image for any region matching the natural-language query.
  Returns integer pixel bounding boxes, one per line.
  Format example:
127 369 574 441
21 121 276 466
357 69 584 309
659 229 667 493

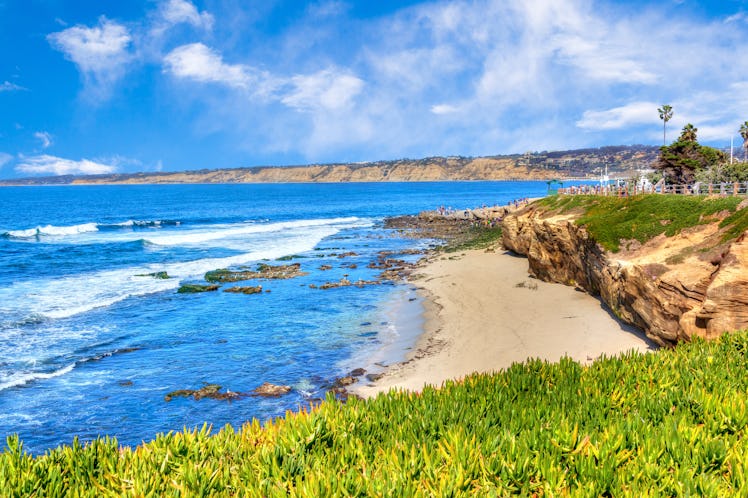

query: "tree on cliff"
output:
658 105 673 145
740 121 748 162
679 123 698 142
655 125 726 184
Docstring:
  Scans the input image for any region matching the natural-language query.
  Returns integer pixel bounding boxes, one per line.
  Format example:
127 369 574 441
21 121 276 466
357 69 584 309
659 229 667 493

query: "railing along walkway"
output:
558 182 748 197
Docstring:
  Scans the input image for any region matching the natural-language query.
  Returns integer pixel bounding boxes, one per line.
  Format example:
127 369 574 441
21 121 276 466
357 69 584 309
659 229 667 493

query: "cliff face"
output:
0 146 661 185
68 158 556 184
502 205 748 347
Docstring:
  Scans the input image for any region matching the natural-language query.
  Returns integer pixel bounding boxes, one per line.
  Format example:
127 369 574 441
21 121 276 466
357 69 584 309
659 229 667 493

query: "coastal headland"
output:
0 145 657 185
357 194 748 396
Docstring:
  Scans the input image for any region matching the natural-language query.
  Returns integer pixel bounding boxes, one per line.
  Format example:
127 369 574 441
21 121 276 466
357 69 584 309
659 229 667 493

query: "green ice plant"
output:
538 194 746 251
4 331 748 495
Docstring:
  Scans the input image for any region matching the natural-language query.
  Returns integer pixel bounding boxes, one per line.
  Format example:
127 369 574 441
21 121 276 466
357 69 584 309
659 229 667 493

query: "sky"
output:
1 0 748 178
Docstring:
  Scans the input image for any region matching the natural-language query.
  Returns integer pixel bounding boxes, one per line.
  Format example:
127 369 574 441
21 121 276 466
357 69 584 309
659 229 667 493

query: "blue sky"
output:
1 0 747 178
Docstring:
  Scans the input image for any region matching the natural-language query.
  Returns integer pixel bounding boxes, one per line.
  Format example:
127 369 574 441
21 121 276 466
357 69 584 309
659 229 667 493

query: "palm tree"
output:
740 121 748 162
679 123 697 142
658 104 673 145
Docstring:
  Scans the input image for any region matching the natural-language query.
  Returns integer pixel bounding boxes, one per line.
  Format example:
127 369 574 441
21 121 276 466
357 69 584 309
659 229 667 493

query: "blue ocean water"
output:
0 182 547 454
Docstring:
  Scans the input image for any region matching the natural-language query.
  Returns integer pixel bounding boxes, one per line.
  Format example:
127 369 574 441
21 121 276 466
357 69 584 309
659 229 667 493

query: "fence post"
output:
708 184 713 195
735 182 739 196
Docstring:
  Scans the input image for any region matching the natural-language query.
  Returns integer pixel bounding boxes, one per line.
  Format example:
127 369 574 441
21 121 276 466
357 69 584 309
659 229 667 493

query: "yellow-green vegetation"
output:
538 194 746 251
5 332 748 495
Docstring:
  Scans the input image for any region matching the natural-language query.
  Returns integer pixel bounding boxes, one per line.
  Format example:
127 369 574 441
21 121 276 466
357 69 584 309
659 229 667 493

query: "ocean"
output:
0 181 547 453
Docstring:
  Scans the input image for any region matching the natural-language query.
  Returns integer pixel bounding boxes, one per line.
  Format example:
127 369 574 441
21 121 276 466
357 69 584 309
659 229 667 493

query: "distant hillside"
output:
1 145 659 185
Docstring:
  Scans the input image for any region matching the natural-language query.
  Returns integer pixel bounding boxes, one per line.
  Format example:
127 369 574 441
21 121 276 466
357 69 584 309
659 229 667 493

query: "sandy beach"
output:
354 248 657 397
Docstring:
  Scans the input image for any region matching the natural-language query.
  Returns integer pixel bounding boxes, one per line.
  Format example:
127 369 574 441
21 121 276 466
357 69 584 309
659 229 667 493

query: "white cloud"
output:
34 131 53 149
281 69 364 111
16 155 117 176
307 1 349 18
160 0 213 29
163 43 254 89
725 12 746 23
554 34 658 84
164 44 363 111
431 104 460 115
47 17 132 100
576 101 660 130
0 152 12 169
0 81 26 92
48 17 131 74
154 0 748 164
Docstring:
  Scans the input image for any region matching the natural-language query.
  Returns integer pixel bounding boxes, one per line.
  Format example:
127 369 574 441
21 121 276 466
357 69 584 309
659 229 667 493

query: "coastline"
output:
353 248 658 398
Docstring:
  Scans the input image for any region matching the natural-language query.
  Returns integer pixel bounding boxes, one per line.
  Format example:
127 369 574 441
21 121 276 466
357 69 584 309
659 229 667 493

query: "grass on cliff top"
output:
537 194 745 252
5 332 748 496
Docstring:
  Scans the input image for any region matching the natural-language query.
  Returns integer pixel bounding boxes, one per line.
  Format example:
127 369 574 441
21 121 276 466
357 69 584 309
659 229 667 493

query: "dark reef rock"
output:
177 284 220 293
252 382 292 397
136 271 170 279
164 384 241 402
205 263 307 283
316 278 380 290
334 376 357 387
224 285 263 295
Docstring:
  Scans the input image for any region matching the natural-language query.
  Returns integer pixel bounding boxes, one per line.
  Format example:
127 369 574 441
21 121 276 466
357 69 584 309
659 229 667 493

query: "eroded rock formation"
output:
502 205 748 346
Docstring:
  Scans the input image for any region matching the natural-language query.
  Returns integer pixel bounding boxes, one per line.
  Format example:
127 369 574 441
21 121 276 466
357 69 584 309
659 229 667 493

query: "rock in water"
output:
177 284 219 293
224 285 263 295
164 384 242 401
253 382 292 397
334 376 357 387
205 263 308 283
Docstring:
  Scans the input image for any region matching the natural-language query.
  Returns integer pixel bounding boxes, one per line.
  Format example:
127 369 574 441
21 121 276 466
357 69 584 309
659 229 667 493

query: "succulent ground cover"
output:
3 332 748 495
537 194 747 251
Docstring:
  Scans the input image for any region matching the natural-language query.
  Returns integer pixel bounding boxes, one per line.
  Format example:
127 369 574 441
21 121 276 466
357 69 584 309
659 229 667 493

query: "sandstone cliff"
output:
0 146 660 185
501 202 748 346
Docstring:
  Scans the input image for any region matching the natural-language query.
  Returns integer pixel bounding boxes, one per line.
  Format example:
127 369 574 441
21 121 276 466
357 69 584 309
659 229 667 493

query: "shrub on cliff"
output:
655 140 726 184
5 332 748 495
695 161 748 184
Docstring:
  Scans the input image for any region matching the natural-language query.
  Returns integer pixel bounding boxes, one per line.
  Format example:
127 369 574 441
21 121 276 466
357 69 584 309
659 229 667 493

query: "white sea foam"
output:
141 217 361 247
4 219 181 239
0 363 76 391
5 222 99 238
108 219 178 228
5 227 39 238
5 217 364 250
0 217 368 321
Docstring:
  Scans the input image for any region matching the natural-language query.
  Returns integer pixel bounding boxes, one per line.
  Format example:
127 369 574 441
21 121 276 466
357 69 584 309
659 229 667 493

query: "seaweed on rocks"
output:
314 278 380 290
223 285 263 295
164 384 242 402
177 284 219 293
205 263 307 283
136 271 170 279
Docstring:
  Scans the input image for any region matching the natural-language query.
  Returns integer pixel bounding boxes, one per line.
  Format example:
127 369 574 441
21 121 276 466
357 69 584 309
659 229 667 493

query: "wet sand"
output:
353 249 656 397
